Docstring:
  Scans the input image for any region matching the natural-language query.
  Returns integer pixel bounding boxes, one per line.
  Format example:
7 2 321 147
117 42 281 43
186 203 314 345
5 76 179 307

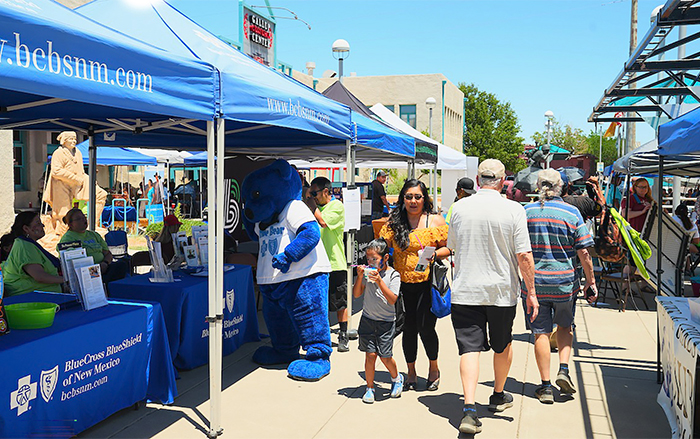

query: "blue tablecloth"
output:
109 265 260 370
101 205 137 227
0 292 177 438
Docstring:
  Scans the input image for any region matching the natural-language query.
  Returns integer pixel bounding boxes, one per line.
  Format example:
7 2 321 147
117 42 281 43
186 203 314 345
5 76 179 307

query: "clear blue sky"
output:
169 0 664 146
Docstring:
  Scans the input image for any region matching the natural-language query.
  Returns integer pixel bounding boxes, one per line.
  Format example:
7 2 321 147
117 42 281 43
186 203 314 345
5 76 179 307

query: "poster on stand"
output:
657 297 700 439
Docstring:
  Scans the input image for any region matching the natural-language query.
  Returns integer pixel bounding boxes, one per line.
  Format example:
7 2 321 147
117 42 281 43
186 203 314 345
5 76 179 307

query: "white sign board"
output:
597 162 605 173
342 188 361 231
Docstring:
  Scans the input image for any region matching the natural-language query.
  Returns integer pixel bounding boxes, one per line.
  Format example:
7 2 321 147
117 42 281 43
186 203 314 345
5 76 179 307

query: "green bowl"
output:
5 302 59 330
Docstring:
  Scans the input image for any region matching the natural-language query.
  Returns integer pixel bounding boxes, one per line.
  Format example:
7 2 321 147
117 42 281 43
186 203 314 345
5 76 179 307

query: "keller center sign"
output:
242 7 275 67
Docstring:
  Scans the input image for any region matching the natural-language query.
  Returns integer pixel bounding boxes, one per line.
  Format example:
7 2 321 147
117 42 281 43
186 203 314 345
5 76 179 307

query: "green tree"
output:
584 131 618 167
531 122 619 167
461 83 525 172
531 121 588 154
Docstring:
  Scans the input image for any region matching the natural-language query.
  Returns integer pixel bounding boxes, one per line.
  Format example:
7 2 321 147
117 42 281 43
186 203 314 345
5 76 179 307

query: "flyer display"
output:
657 297 700 439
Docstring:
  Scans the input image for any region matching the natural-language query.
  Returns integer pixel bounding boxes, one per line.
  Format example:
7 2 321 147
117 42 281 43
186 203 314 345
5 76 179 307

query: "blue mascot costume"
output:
241 159 332 381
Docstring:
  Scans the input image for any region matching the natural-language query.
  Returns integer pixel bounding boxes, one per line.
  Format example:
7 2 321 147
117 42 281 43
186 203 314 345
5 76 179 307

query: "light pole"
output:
426 97 438 211
332 39 350 83
544 110 555 168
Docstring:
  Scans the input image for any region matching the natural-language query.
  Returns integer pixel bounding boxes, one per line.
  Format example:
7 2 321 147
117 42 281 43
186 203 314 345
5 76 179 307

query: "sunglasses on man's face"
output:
310 189 325 197
404 194 423 201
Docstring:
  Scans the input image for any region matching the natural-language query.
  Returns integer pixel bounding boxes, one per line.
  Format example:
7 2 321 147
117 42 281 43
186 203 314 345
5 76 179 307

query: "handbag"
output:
413 216 452 318
430 258 452 318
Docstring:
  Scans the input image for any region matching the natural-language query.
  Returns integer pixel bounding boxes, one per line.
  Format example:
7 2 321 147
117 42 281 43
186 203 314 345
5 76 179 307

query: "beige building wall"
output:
0 131 16 234
292 72 464 151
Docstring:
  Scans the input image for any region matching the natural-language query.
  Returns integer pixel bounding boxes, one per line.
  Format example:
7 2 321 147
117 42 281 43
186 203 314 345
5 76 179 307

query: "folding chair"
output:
104 230 132 276
598 259 649 311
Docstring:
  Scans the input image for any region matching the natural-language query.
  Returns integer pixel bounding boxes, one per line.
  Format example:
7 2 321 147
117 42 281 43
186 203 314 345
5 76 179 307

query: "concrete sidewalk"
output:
80 294 669 439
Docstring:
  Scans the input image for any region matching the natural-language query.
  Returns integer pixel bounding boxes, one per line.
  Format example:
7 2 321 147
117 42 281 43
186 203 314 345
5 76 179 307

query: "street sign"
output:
597 162 605 173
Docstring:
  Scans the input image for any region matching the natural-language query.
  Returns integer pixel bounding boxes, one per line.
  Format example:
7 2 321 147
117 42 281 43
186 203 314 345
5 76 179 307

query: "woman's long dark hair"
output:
676 203 693 231
11 211 39 238
387 179 433 250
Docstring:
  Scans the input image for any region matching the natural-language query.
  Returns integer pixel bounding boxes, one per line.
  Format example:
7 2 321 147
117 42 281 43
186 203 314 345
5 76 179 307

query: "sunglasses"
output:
404 194 424 201
310 189 327 197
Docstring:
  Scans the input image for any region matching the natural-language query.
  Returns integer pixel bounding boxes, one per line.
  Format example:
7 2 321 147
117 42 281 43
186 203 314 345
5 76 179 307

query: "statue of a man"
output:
43 131 106 234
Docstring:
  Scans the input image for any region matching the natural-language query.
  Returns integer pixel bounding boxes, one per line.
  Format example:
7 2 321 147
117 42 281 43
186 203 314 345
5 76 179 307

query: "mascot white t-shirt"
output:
255 200 332 285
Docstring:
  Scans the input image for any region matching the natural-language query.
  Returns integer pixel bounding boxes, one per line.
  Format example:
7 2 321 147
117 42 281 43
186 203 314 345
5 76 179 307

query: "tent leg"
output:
206 119 223 438
88 131 97 231
433 163 438 213
657 156 664 385
346 140 358 341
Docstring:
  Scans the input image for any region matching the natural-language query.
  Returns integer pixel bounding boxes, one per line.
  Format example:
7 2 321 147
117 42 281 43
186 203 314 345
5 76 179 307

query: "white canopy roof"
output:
369 104 468 170
130 148 194 165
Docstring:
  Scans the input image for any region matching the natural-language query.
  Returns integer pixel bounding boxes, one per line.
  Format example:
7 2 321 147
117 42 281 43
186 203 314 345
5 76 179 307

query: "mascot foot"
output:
287 358 331 382
252 346 300 366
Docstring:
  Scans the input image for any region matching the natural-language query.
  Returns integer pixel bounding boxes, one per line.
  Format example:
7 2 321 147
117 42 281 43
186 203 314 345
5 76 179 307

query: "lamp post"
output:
332 39 350 83
426 97 438 211
544 110 555 168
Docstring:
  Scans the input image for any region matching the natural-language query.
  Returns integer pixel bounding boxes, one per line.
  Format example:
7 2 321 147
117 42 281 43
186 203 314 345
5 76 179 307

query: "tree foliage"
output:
531 121 619 166
531 121 588 154
461 83 525 172
584 131 618 167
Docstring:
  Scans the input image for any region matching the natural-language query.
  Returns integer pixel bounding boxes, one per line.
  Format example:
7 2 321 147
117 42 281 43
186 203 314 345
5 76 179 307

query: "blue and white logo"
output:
40 366 59 403
10 375 37 416
226 288 235 313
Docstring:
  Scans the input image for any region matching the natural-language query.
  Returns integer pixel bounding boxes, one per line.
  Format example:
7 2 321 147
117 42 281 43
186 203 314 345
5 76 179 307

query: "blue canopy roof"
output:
353 113 414 158
658 106 700 156
0 0 217 124
75 141 156 166
77 0 354 145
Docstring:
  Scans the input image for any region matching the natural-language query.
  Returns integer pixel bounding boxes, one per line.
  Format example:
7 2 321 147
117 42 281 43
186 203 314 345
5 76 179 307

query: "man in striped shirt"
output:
521 169 597 404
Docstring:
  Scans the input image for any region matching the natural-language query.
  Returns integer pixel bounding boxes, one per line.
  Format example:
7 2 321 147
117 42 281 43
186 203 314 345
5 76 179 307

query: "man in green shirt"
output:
308 177 349 352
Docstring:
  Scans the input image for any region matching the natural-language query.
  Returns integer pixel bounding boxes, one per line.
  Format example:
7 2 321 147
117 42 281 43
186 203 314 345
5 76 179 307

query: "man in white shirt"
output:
447 159 539 435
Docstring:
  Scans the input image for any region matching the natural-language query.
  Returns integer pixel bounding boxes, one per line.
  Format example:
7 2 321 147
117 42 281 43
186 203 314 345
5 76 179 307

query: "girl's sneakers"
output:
362 387 375 404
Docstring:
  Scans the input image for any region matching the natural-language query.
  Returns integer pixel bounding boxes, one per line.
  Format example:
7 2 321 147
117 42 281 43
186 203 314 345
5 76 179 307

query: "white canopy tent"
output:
291 105 478 214
130 148 194 165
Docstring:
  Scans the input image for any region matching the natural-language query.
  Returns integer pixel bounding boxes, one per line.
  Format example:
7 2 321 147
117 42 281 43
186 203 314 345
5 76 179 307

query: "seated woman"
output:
131 214 182 268
674 203 700 254
4 211 64 296
58 208 128 285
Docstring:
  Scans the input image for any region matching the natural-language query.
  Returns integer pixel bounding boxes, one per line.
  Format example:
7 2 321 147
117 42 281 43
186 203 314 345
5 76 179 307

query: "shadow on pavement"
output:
599 364 670 438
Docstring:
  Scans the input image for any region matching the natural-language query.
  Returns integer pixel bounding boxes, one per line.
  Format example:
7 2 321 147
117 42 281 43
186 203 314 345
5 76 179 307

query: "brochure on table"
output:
78 264 108 310
147 236 174 282
58 247 107 310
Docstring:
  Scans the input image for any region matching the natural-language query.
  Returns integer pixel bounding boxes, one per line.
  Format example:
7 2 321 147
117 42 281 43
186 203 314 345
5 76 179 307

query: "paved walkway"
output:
80 293 669 439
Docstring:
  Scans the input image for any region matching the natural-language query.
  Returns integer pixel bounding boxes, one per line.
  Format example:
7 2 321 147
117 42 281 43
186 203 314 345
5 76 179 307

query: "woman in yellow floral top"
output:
380 179 450 391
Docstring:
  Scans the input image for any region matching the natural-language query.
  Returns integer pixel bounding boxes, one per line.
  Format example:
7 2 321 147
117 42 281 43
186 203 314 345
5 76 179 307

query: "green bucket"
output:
5 302 59 330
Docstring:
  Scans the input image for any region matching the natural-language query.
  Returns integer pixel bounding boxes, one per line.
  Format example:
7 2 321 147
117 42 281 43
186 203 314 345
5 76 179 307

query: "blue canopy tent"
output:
0 1 235 438
76 0 415 161
74 140 157 166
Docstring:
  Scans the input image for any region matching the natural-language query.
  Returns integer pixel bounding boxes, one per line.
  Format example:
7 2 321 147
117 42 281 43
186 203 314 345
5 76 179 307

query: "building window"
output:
385 105 395 113
400 104 416 129
13 131 27 190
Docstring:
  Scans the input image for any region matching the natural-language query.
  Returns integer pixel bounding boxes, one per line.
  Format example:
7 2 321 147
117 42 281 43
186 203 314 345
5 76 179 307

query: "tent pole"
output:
206 120 221 439
215 118 225 436
433 162 438 214
346 140 358 340
41 163 50 216
657 156 664 385
88 130 97 231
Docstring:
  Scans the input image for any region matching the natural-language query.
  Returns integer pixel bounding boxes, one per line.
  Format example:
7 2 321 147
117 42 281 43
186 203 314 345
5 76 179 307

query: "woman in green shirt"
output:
4 211 64 296
58 208 128 285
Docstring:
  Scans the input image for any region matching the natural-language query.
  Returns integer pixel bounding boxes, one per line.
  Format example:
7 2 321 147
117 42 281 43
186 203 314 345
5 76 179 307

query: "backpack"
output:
595 207 626 263
394 294 405 337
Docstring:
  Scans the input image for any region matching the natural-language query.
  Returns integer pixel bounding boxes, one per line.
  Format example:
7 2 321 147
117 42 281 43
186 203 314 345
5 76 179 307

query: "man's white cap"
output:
478 159 506 179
